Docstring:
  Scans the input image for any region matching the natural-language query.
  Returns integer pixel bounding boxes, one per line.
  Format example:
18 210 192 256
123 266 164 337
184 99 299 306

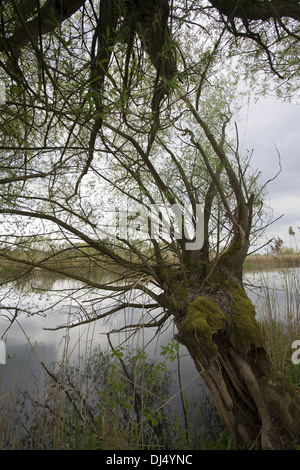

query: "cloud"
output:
236 95 300 250
268 194 300 221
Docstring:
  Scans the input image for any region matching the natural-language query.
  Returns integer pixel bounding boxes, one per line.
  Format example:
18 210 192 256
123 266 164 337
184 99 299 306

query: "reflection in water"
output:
0 271 208 436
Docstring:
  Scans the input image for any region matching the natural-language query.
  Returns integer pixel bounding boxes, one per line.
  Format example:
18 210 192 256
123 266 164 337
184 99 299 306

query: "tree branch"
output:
209 0 300 22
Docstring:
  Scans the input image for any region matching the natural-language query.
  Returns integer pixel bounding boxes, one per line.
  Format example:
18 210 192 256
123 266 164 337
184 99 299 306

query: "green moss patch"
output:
228 283 265 353
181 296 226 355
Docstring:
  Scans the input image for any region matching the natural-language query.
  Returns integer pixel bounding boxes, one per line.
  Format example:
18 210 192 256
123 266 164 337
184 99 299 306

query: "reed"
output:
245 265 300 392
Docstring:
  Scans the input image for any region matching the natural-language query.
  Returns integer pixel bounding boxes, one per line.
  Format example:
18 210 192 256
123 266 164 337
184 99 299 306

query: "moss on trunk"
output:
181 296 226 354
173 273 300 449
227 283 265 353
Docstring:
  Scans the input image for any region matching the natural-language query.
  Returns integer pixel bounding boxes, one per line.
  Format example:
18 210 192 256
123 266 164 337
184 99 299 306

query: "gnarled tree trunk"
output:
168 262 300 450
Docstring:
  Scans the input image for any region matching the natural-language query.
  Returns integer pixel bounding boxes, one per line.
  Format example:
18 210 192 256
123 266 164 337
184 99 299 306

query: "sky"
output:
237 94 300 254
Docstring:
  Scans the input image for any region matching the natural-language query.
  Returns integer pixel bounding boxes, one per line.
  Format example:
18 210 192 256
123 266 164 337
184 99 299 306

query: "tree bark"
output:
170 266 300 450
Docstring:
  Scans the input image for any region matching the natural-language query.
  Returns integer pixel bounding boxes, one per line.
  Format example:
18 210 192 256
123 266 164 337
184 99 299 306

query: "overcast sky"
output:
236 95 300 253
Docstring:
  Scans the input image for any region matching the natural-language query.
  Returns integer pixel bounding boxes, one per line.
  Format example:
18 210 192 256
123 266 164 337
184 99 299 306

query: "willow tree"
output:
0 0 300 449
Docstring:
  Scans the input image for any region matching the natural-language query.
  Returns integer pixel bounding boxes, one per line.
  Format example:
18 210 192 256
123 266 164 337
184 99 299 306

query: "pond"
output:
0 271 209 431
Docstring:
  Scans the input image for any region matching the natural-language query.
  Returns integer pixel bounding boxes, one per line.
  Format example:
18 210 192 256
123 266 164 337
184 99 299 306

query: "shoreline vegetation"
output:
244 253 300 271
1 246 300 278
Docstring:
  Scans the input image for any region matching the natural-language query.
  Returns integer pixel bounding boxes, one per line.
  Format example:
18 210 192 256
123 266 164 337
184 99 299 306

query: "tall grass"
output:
245 264 300 392
0 331 225 450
